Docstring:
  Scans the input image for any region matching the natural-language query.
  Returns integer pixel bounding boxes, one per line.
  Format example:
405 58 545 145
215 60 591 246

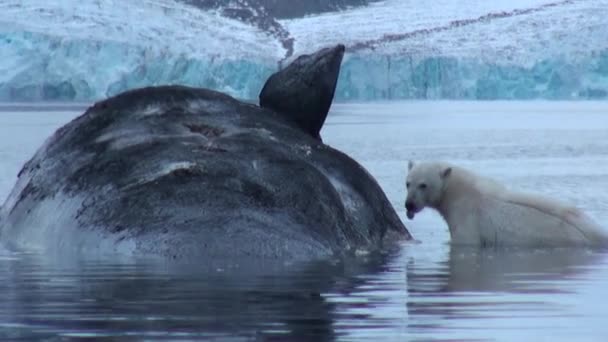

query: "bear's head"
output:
405 161 452 219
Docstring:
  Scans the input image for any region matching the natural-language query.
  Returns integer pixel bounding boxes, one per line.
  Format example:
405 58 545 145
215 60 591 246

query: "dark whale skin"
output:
260 44 346 140
0 45 410 261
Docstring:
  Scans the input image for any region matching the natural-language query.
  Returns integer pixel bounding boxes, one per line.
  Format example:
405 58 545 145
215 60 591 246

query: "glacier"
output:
1 0 607 101
0 31 276 101
337 52 608 100
284 0 608 100
0 0 283 102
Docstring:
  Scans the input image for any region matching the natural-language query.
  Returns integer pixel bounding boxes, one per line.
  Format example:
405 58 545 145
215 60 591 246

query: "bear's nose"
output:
405 200 416 211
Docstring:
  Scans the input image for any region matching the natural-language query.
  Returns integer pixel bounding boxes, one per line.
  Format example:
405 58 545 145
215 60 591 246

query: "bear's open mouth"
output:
405 202 419 220
406 209 416 220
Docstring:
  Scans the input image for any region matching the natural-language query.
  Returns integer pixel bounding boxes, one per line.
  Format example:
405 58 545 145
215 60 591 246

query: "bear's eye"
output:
406 182 410 188
419 183 427 190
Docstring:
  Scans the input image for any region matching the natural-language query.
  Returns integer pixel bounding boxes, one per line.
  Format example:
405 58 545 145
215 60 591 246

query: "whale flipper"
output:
259 44 345 140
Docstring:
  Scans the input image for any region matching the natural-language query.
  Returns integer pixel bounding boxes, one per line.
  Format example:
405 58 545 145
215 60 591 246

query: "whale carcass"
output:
0 45 410 261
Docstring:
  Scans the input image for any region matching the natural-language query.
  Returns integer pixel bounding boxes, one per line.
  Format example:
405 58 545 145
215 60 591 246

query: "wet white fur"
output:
405 161 608 247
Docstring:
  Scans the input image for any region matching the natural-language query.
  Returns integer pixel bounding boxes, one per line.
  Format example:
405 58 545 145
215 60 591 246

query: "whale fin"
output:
259 44 345 141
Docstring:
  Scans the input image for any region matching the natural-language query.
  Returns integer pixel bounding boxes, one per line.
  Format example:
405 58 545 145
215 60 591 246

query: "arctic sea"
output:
1 101 608 341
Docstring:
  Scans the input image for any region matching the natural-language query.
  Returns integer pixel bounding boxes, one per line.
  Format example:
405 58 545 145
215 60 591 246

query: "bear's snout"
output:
405 200 416 212
405 200 418 220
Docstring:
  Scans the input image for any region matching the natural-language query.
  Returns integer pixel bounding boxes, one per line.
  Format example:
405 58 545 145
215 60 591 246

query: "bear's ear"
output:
408 160 415 171
441 167 452 179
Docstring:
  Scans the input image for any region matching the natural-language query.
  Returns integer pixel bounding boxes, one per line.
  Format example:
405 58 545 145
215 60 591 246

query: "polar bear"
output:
405 161 608 247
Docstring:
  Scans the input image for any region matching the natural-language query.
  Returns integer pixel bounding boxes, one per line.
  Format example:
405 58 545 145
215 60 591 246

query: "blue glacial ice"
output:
337 52 608 100
1 31 607 102
0 31 276 102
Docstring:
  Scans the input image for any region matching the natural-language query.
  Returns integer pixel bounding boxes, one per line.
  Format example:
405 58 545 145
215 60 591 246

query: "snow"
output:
281 0 607 62
0 0 282 101
0 0 284 60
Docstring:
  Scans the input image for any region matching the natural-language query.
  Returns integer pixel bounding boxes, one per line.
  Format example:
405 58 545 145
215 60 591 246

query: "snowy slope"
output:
282 0 607 63
0 0 283 101
0 0 283 59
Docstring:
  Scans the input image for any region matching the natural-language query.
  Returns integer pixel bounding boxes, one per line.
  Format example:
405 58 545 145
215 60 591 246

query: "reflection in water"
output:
409 247 601 294
0 249 400 341
3 245 607 340
405 245 608 340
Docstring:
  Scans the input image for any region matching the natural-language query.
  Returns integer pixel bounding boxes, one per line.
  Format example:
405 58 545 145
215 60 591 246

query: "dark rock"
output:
182 0 380 20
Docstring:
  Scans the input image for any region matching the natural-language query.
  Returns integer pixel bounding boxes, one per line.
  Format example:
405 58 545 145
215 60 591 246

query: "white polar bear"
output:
405 161 608 247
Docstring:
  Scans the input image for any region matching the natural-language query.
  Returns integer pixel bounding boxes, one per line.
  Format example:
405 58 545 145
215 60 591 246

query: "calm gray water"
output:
1 101 608 341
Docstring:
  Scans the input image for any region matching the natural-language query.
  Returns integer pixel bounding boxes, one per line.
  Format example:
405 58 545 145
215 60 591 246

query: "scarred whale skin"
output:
0 45 410 261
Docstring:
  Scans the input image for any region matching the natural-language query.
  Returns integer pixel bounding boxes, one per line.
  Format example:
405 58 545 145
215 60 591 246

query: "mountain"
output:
0 0 607 101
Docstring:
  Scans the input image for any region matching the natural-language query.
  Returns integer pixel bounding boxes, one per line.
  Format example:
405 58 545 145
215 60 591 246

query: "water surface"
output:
1 101 608 341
